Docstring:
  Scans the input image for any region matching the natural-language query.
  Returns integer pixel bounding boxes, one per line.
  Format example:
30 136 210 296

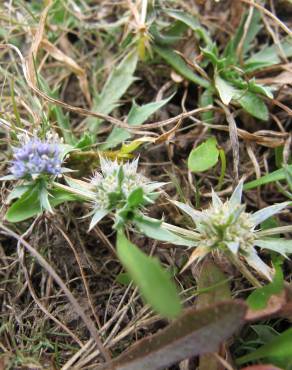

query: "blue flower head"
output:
10 133 63 179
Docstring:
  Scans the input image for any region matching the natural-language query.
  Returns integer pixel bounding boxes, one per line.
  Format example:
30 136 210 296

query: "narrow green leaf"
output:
188 137 219 173
255 238 292 257
134 216 195 247
165 9 212 46
154 45 210 88
89 209 108 231
244 165 292 190
237 328 292 366
103 95 173 149
116 230 182 318
199 88 214 123
87 50 138 133
245 38 292 72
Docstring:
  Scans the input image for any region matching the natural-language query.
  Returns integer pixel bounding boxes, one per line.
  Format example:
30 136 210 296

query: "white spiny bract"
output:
88 157 162 230
173 181 291 280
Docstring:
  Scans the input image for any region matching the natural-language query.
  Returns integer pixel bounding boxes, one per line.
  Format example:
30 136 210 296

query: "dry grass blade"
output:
41 39 91 105
0 222 111 364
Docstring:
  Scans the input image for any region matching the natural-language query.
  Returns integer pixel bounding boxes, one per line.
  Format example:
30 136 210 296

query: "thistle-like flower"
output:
9 132 63 179
172 181 292 281
87 157 163 230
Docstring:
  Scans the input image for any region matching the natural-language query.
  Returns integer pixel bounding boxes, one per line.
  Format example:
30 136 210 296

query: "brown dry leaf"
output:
26 0 53 87
211 124 289 148
41 39 91 105
256 71 292 86
155 118 183 143
97 301 247 370
197 261 231 370
245 291 287 321
240 366 282 370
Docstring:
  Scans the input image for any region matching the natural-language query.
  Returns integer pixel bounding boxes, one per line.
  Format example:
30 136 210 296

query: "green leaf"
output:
154 45 210 88
244 165 292 190
236 328 292 367
236 91 269 121
116 272 132 286
103 95 173 149
215 75 237 105
39 185 53 213
255 238 292 258
127 187 144 208
199 88 214 123
116 230 182 318
245 38 292 72
247 258 284 310
165 9 212 46
134 216 195 247
6 185 31 203
6 184 42 222
89 209 108 231
50 187 83 206
87 50 138 133
188 137 219 173
224 9 262 60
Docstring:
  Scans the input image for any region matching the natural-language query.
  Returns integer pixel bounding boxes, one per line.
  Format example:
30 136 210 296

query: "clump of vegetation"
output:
0 1 291 369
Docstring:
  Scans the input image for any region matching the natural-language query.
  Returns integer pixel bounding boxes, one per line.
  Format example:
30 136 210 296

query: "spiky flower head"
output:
88 157 164 230
10 132 63 179
173 181 292 281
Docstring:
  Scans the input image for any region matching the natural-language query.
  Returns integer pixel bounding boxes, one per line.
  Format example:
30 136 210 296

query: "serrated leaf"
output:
255 239 292 258
103 95 173 149
188 137 219 173
87 50 138 133
116 230 182 319
245 38 292 72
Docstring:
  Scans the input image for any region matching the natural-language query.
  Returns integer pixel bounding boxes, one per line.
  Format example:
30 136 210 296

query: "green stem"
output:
162 222 200 241
217 148 226 191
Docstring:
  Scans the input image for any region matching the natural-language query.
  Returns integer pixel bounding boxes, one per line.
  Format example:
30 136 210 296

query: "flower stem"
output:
162 222 201 241
227 252 262 288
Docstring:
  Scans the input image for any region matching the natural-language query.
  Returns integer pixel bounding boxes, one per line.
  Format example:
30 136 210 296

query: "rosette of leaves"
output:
169 181 292 285
65 156 194 318
2 132 79 222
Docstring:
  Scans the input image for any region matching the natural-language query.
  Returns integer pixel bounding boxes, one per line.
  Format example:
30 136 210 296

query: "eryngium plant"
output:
9 132 65 180
66 156 189 318
169 181 292 283
79 157 164 230
2 131 77 222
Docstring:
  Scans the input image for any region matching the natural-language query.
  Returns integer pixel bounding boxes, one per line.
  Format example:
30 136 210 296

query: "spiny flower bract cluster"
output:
173 181 291 280
10 132 62 179
87 157 163 230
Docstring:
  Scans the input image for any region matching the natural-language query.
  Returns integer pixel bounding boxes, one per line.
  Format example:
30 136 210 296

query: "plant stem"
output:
227 252 262 288
162 222 200 241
